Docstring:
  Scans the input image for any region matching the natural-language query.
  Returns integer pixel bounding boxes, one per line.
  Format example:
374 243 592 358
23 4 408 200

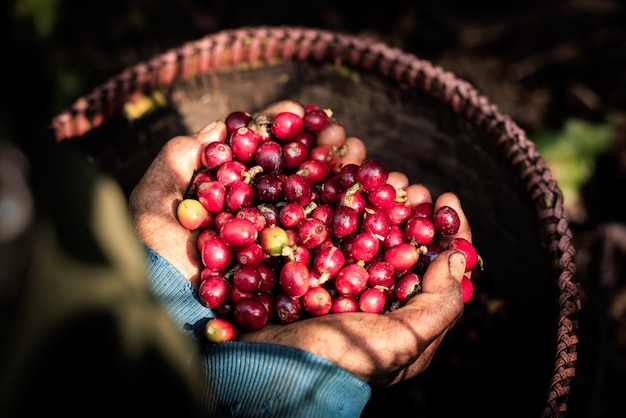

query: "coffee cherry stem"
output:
224 265 238 281
281 245 295 261
395 189 408 203
250 115 272 132
477 254 485 270
345 181 363 195
303 202 318 215
389 301 401 311
242 165 264 184
373 233 386 241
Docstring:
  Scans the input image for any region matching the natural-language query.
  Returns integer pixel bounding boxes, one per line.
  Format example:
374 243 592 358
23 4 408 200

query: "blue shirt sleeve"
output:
143 245 372 418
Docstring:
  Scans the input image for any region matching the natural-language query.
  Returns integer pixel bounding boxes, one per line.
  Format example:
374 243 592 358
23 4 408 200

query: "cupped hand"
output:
129 120 227 286
238 189 470 388
130 99 471 388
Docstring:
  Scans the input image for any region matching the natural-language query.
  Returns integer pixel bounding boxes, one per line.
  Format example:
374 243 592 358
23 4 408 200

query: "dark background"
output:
4 0 626 136
2 1 626 417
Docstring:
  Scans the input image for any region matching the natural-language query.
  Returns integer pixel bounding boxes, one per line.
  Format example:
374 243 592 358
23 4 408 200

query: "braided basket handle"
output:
51 26 580 418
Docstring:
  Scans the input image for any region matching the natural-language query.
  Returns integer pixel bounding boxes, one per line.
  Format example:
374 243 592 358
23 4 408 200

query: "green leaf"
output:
531 112 623 214
13 0 61 38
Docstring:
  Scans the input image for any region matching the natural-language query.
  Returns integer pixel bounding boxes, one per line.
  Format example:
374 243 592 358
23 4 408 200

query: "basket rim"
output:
49 25 580 418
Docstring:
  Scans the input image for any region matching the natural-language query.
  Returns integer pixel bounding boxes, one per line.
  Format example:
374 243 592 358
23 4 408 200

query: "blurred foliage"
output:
13 0 60 38
531 112 623 220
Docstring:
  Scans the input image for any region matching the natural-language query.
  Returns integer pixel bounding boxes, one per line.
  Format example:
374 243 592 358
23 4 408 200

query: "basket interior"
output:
57 29 578 418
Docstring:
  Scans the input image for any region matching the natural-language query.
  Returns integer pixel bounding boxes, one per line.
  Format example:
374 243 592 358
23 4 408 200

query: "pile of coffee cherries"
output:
176 104 480 342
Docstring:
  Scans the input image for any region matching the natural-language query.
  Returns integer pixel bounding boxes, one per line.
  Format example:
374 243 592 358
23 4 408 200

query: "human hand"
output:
129 100 373 286
129 119 228 286
238 189 470 388
129 100 472 388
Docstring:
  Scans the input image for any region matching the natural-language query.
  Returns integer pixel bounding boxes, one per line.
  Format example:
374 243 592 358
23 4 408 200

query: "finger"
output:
253 100 305 118
194 120 228 148
390 333 445 386
316 118 346 147
400 250 465 336
338 136 367 167
368 249 465 383
404 183 432 207
433 192 472 247
197 120 220 134
131 121 225 217
421 249 466 292
160 121 227 192
387 171 409 191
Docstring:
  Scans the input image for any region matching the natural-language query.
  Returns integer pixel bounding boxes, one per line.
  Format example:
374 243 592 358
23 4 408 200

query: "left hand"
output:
129 120 227 285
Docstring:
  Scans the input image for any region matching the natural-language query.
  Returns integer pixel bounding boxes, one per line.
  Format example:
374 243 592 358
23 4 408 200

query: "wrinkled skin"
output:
129 100 472 389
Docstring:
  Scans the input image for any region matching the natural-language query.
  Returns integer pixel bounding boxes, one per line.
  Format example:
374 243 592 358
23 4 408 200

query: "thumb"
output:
420 249 466 298
396 249 466 351
156 120 227 186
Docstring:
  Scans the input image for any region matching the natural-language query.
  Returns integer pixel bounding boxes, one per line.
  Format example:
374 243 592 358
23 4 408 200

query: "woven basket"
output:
50 26 580 418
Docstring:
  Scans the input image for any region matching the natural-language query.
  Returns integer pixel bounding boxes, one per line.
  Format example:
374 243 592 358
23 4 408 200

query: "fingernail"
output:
197 121 217 134
449 251 466 281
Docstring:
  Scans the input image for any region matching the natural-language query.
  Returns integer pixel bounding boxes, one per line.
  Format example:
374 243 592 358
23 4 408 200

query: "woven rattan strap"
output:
50 26 580 418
